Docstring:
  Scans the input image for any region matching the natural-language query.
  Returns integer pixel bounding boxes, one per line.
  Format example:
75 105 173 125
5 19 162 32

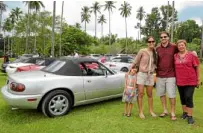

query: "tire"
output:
41 90 73 117
121 67 128 72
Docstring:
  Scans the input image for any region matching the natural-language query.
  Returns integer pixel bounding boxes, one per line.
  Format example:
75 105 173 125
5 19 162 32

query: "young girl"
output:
122 67 137 117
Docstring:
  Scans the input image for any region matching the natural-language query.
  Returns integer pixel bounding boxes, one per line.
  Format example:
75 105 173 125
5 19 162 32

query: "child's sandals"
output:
127 113 131 117
123 113 131 117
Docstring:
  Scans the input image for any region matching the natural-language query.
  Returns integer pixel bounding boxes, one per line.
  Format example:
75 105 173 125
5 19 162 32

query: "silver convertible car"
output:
1 57 125 117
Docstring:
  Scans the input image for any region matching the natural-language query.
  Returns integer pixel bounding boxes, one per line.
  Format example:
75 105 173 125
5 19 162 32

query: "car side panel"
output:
83 74 123 100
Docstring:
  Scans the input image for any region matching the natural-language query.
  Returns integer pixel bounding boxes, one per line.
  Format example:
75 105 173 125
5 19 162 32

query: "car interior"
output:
80 62 111 76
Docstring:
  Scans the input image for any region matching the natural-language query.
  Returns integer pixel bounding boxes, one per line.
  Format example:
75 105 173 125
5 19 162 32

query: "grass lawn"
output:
0 58 202 133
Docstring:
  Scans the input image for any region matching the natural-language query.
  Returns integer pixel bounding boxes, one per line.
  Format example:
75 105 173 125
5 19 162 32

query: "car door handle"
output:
87 80 91 83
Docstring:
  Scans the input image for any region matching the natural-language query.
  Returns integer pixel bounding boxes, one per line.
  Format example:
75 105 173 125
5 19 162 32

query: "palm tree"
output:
134 23 140 40
0 1 6 34
24 1 45 53
75 23 81 29
11 7 23 21
9 12 16 56
2 18 12 55
11 7 23 55
91 2 101 38
104 1 116 46
119 1 132 54
81 6 91 33
98 14 106 38
136 6 145 40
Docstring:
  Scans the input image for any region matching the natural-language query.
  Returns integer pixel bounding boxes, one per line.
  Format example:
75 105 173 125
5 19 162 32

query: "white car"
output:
6 63 33 74
89 54 101 60
6 57 44 74
105 56 134 72
115 54 128 57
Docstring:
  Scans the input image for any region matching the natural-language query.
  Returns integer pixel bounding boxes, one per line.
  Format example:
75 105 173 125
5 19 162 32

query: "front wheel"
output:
121 67 128 72
41 90 73 117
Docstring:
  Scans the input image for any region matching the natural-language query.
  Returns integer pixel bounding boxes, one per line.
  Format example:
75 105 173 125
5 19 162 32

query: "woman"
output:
131 36 157 119
174 40 200 124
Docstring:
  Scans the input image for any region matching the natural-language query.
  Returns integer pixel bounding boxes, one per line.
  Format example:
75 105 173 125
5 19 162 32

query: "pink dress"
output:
122 75 137 103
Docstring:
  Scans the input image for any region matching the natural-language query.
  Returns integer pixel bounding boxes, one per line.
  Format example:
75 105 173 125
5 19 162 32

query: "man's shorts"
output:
156 77 176 98
137 72 154 86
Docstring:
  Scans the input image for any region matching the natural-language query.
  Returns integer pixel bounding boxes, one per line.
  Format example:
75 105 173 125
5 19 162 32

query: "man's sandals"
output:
170 115 177 121
159 112 169 117
159 112 177 121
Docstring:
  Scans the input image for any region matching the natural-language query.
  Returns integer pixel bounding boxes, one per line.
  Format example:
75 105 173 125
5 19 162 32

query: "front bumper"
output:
1 85 42 109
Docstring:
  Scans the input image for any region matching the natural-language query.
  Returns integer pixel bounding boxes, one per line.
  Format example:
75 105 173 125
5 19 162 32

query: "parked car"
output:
1 57 125 117
105 56 134 72
1 57 29 72
89 54 101 60
16 58 56 72
115 54 128 57
5 57 44 74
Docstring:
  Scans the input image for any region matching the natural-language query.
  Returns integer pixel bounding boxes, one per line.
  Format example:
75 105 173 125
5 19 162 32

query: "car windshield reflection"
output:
42 60 66 73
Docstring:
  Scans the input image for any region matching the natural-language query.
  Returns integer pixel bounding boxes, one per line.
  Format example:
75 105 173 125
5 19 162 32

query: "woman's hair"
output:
147 36 157 65
176 39 187 46
146 36 154 43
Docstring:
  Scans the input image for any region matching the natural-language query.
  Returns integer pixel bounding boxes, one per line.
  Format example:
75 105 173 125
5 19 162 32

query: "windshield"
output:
22 54 33 57
36 60 45 65
13 58 29 63
42 60 66 73
92 55 100 57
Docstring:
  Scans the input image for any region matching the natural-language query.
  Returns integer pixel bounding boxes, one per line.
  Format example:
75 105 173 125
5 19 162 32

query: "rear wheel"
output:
121 67 128 72
41 90 72 117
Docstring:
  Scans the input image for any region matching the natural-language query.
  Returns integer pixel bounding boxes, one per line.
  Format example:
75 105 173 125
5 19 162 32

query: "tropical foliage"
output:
0 1 202 58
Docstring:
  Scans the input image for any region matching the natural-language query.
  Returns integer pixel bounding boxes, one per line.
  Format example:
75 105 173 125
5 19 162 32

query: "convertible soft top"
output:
42 57 98 76
60 56 97 63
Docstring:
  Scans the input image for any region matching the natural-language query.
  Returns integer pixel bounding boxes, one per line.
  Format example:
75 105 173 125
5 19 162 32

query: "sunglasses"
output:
160 36 167 39
148 41 155 43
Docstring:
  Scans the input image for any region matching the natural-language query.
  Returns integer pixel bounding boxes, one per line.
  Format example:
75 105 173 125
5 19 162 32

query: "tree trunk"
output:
101 23 103 38
171 1 175 42
85 21 86 33
12 30 14 57
125 17 128 54
140 20 141 40
0 10 2 34
59 1 64 57
8 37 9 55
95 12 97 38
51 1 56 57
26 4 30 53
43 35 45 56
34 10 37 54
3 35 5 55
109 10 111 46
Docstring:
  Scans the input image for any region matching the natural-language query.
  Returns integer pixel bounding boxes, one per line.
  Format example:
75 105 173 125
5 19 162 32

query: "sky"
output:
2 0 203 39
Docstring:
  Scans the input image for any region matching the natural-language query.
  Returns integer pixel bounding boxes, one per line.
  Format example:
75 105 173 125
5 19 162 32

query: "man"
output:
156 31 178 121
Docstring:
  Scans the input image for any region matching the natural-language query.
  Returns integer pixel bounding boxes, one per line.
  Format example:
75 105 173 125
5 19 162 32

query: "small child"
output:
122 67 137 117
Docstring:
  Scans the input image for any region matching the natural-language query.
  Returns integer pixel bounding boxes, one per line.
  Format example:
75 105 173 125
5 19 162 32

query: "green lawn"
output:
0 58 202 133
